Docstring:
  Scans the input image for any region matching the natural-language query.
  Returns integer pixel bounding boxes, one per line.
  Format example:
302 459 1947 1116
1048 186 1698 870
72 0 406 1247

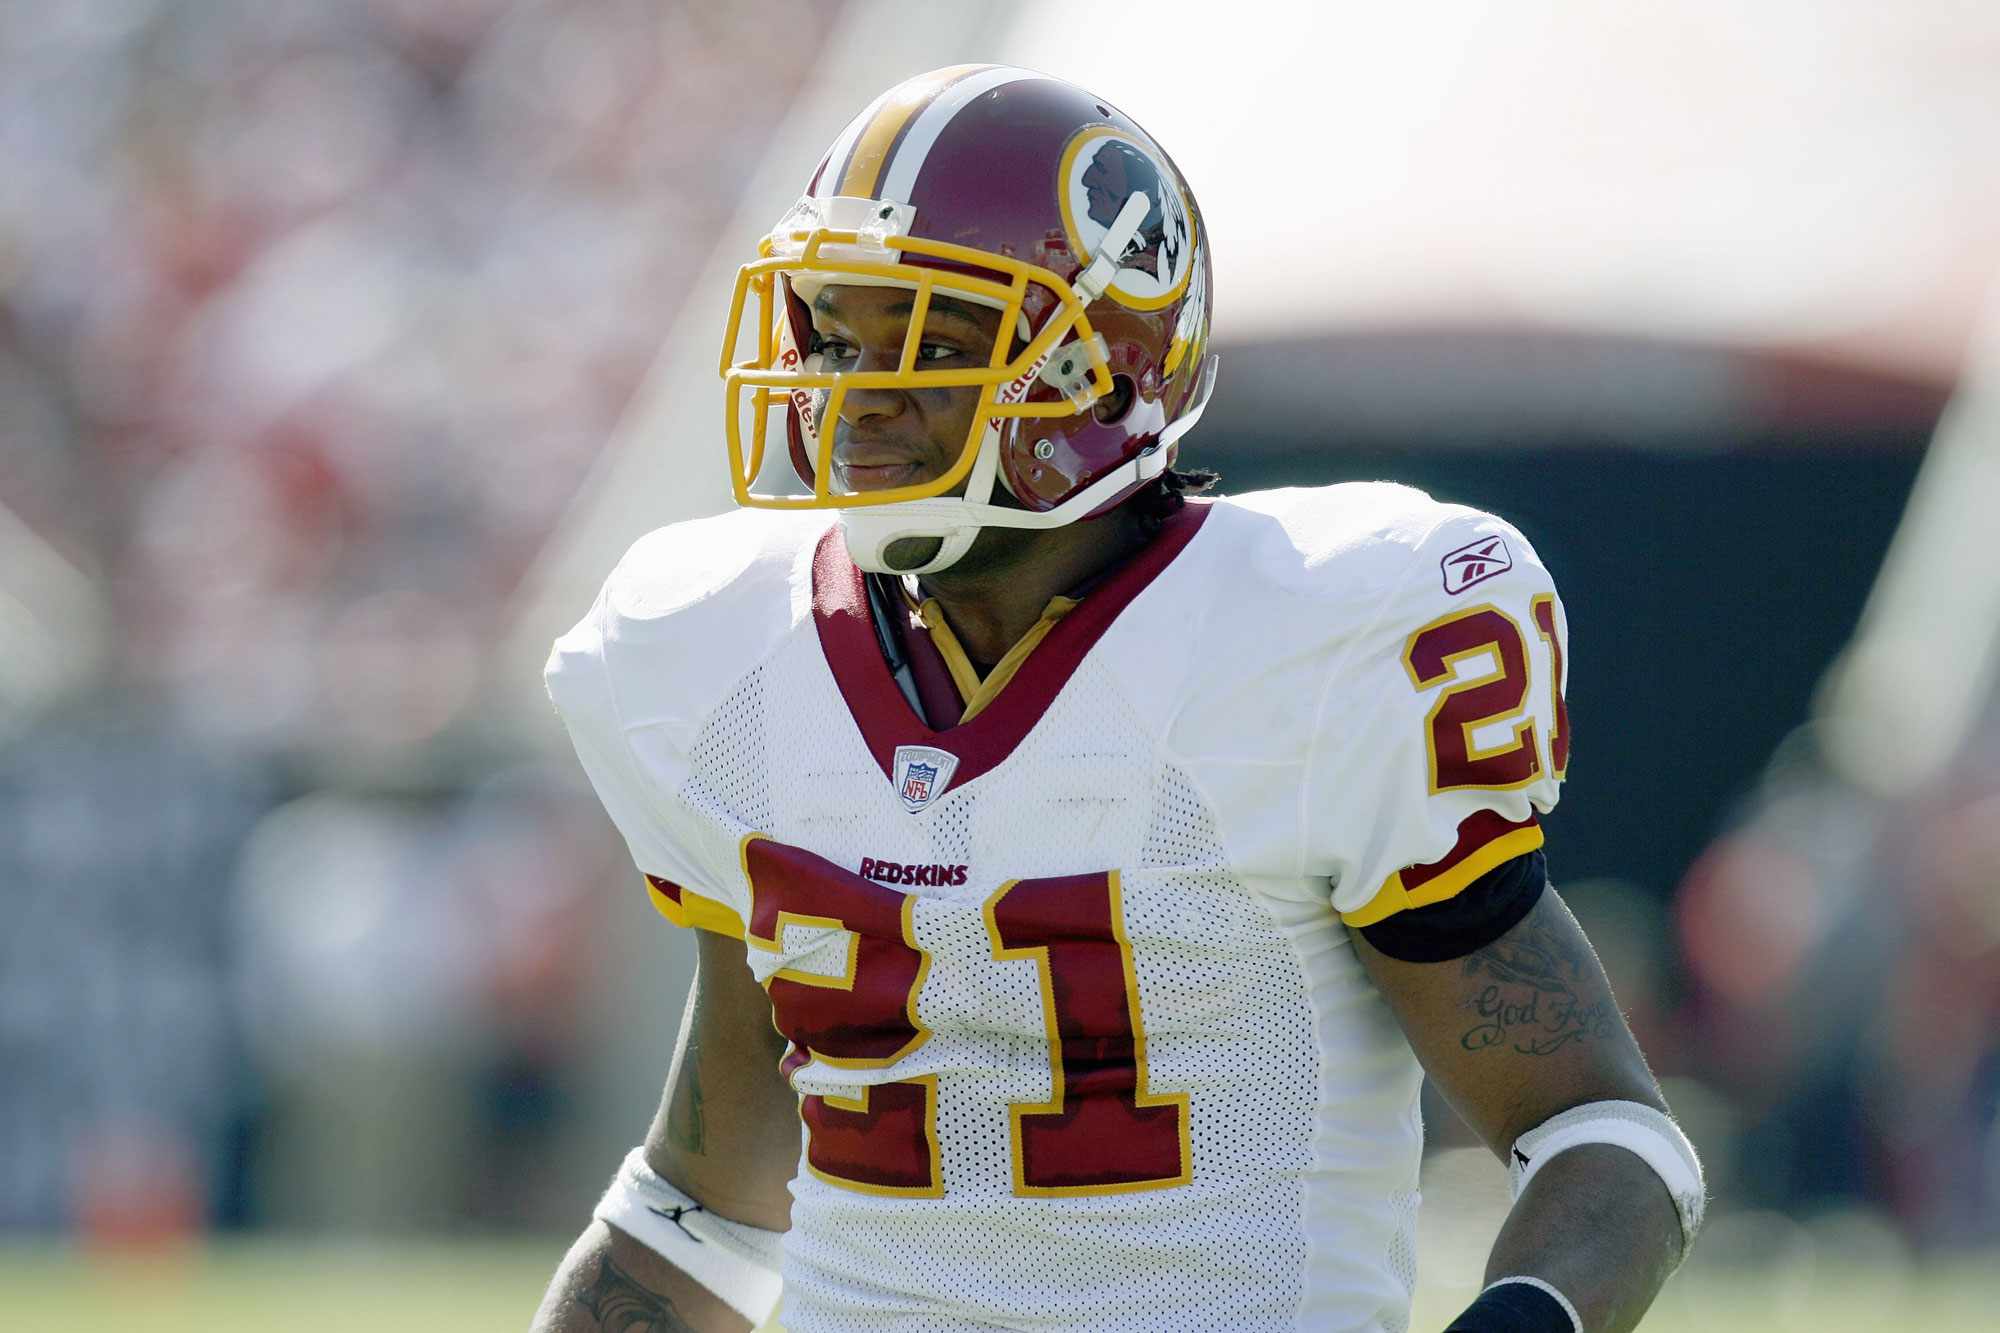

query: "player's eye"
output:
916 341 962 363
809 331 855 364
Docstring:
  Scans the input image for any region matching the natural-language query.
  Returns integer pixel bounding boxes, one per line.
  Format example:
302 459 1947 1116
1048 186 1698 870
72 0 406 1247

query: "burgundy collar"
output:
813 501 1212 786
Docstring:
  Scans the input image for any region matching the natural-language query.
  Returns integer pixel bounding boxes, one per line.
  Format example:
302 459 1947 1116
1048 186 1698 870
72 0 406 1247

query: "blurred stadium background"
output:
2 1 1995 1328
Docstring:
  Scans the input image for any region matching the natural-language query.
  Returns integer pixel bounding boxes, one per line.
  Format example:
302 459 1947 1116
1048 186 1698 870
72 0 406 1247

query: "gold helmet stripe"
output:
836 63 994 199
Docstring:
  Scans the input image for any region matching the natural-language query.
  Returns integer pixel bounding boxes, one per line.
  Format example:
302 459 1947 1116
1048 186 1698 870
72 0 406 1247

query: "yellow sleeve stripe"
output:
1340 823 1546 928
643 876 748 940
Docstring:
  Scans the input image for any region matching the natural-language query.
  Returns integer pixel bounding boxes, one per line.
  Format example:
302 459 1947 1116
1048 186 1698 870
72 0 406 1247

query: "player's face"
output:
808 284 1007 495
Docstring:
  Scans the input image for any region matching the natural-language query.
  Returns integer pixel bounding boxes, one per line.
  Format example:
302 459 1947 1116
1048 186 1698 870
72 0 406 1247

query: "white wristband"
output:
593 1147 784 1326
1510 1099 1706 1254
1485 1276 1583 1333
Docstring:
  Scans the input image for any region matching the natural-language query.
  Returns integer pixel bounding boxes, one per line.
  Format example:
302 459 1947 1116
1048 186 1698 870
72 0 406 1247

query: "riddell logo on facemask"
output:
859 857 968 887
987 347 1056 430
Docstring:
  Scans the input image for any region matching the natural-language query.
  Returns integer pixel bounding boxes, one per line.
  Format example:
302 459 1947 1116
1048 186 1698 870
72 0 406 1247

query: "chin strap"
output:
839 352 1218 575
1073 190 1152 303
842 414 1007 575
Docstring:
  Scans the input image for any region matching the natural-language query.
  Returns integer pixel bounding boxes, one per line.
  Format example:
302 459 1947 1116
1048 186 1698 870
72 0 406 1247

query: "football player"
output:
533 66 1701 1333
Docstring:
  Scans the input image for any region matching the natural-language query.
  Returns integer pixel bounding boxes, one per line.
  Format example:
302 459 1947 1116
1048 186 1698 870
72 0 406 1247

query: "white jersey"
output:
546 484 1569 1333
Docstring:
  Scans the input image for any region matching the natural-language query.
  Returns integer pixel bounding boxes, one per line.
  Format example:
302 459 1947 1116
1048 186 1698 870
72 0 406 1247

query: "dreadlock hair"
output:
1129 464 1221 535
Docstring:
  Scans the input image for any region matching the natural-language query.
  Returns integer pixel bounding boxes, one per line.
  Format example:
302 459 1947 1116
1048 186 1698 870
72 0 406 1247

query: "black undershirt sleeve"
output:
1356 848 1548 963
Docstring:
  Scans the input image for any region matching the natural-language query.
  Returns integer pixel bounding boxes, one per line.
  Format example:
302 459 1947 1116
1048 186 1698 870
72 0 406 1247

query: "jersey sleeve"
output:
544 584 750 940
1311 507 1571 926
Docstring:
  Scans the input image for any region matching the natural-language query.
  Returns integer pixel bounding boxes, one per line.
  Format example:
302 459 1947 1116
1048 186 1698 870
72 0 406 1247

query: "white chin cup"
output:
840 415 1008 575
838 448 1162 574
837 354 1217 576
840 514 981 575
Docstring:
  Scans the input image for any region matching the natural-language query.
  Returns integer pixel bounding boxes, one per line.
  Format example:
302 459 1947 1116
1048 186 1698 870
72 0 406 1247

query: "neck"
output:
916 507 1153 671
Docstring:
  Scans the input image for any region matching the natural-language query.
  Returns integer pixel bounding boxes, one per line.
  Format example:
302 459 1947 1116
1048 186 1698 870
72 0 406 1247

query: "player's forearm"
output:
531 1219 751 1333
1480 1143 1682 1333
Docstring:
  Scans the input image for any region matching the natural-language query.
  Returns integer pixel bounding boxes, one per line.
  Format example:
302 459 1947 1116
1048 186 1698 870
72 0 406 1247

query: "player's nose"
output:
838 387 904 426
838 342 908 424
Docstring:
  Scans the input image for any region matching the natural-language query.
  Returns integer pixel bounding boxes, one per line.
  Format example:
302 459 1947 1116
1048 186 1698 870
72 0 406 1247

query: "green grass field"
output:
0 1237 1987 1332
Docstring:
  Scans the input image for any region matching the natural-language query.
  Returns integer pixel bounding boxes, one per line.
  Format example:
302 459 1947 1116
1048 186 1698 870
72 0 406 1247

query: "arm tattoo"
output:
666 1053 706 1155
1458 913 1615 1056
577 1252 699 1333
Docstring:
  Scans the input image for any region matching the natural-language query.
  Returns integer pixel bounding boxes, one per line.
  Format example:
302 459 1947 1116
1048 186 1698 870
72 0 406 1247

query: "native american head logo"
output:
1059 127 1196 310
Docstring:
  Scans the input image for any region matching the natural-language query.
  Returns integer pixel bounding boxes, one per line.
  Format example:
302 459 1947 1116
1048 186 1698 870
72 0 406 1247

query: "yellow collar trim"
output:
918 596 1081 724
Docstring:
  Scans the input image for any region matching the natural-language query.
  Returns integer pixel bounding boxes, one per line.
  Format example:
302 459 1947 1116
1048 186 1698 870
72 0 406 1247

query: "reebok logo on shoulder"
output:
1441 534 1512 594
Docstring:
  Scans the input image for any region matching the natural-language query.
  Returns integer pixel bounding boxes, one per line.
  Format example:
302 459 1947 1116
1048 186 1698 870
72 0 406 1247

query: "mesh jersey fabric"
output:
544 484 1572 1333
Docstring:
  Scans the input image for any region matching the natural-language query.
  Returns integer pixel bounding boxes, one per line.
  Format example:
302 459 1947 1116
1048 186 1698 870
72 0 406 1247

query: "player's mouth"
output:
833 447 935 492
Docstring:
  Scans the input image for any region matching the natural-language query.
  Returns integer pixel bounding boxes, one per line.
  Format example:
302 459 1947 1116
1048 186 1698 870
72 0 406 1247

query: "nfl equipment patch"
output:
1441 534 1512 594
891 744 960 813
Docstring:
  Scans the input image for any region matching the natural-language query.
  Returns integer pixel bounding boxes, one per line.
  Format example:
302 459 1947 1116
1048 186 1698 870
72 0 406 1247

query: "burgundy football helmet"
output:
719 65 1216 573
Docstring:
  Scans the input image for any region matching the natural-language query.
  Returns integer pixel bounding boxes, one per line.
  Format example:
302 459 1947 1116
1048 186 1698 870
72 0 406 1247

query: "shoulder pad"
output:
553 508 829 733
1216 482 1484 600
601 508 825 626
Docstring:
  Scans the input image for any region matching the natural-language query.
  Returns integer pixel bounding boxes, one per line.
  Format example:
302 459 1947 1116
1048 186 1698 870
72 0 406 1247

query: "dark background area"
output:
1207 333 1937 912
